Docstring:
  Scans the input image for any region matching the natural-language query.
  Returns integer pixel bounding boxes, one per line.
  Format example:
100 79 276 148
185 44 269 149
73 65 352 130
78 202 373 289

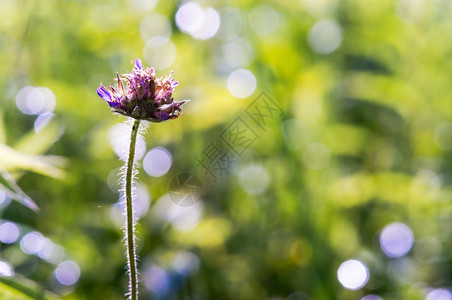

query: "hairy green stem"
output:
125 119 140 300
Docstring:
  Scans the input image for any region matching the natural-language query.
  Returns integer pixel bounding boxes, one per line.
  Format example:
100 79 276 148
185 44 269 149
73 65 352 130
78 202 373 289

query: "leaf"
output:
0 275 60 300
14 115 63 155
0 118 67 212
0 167 39 212
0 144 67 179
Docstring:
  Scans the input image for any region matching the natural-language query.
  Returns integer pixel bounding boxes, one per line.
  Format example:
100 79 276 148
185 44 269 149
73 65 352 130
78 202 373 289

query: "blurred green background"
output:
1 0 452 299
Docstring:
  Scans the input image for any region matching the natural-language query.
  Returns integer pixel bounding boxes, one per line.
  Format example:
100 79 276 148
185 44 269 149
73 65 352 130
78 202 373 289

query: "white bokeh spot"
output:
143 38 177 70
55 261 81 286
227 69 256 98
337 259 369 290
380 222 414 258
426 288 452 300
308 20 343 54
16 87 56 115
143 147 172 177
176 3 220 40
0 222 20 244
0 261 13 277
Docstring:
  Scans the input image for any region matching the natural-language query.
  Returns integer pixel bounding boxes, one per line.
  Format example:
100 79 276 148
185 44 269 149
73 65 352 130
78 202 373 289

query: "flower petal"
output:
134 58 143 70
154 111 169 121
97 86 112 101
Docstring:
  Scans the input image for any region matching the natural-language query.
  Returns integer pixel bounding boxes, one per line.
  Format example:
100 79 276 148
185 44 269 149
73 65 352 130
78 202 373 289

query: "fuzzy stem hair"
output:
124 118 141 300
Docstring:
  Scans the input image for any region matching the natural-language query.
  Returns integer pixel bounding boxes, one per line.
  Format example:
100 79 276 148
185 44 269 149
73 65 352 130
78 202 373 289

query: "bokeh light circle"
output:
227 69 256 98
0 261 13 277
143 39 177 70
216 38 254 70
20 231 45 255
16 87 56 115
216 7 243 41
140 14 172 43
237 164 270 195
176 2 204 34
191 8 220 40
337 259 369 290
143 147 172 177
426 288 452 300
55 261 80 286
308 19 343 54
108 123 146 161
0 222 20 244
129 0 158 12
38 238 61 262
175 3 220 40
111 185 151 224
144 265 170 295
249 4 280 36
167 201 203 232
380 222 414 258
172 251 200 276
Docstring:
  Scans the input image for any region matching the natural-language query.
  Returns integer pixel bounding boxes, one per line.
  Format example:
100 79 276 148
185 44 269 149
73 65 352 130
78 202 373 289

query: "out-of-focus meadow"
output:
1 0 452 299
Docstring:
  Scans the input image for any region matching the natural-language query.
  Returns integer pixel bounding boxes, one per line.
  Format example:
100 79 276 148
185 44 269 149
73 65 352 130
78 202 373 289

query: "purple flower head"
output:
97 59 189 122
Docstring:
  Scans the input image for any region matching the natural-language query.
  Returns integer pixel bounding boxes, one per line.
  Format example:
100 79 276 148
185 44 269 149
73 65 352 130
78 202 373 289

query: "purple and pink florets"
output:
97 59 188 122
